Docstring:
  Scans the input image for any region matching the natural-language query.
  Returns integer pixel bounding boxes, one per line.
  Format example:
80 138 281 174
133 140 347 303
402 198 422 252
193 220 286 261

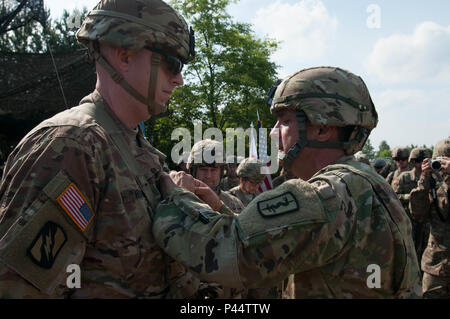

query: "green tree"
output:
148 0 279 163
0 6 86 53
376 140 391 158
361 138 376 160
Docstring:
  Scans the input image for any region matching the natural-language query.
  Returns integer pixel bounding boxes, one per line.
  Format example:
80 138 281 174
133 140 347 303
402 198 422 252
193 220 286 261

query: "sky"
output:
44 0 450 151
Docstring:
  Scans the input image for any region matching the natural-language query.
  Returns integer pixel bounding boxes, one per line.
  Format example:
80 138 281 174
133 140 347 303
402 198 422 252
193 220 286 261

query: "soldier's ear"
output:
114 47 134 72
307 124 337 142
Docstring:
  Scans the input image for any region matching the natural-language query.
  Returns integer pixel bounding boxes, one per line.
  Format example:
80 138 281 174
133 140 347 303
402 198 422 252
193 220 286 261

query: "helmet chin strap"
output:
279 111 363 170
88 42 168 118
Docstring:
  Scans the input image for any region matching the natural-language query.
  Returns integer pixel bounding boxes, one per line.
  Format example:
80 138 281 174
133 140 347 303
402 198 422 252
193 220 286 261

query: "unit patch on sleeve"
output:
257 192 299 217
56 183 94 232
27 221 67 269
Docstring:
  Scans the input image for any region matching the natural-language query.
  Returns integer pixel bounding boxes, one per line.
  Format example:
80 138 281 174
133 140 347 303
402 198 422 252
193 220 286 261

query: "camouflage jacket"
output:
0 91 199 298
409 173 450 276
153 156 422 298
219 190 244 215
386 169 403 185
227 186 259 207
392 169 420 214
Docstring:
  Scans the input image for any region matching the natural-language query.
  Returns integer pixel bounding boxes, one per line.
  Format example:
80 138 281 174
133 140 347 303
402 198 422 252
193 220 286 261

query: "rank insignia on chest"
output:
257 192 299 217
27 221 67 269
56 183 94 232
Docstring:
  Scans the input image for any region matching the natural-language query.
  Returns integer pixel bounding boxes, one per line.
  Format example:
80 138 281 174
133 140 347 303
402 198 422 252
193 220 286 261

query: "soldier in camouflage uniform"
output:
187 139 244 215
392 148 432 268
154 67 421 298
0 0 203 298
386 147 410 185
409 138 450 298
186 139 245 298
220 155 240 191
227 157 264 207
373 158 386 176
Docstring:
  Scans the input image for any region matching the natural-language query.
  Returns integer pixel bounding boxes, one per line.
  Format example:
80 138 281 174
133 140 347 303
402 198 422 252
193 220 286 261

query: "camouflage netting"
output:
0 50 95 159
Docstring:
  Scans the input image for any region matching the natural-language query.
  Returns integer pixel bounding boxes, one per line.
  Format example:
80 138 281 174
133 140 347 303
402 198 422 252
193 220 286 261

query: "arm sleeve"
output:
409 175 432 222
153 178 351 289
0 127 103 297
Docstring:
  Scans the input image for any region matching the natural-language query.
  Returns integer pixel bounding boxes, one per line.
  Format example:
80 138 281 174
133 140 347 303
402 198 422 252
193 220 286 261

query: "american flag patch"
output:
56 183 94 232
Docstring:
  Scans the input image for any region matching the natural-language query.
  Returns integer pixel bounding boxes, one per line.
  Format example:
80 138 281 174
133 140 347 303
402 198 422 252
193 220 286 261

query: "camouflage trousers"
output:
422 273 450 299
412 220 430 273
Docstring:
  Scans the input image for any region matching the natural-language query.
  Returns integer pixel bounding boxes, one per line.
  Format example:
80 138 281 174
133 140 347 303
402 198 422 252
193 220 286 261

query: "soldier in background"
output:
220 155 240 191
409 138 450 298
187 139 244 215
355 153 371 165
0 0 203 298
373 158 387 176
386 147 410 185
392 147 432 269
155 66 421 298
228 157 265 207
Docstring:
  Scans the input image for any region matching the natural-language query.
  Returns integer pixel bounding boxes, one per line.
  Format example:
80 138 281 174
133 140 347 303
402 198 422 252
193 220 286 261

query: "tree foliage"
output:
0 4 86 53
148 0 279 165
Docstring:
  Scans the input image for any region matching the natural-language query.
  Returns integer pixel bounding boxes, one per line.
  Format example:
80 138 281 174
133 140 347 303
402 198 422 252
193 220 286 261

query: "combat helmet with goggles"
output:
268 66 378 169
76 0 195 116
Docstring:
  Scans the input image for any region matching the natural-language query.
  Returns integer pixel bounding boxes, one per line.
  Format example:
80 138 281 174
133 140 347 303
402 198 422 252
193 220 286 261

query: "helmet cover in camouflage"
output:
236 157 264 182
408 147 431 162
355 153 370 165
76 0 194 63
392 147 410 159
270 66 378 155
187 139 224 170
432 137 450 158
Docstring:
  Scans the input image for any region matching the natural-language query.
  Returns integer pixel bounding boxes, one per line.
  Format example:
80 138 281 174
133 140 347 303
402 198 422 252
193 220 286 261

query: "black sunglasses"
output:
393 157 408 161
144 46 184 75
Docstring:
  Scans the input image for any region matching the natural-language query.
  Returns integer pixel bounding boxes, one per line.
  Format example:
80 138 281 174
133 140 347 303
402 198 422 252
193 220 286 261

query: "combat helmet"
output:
236 158 265 183
392 147 410 160
373 158 386 169
409 147 431 163
76 0 195 116
187 139 225 180
355 153 371 165
432 137 450 158
268 67 378 169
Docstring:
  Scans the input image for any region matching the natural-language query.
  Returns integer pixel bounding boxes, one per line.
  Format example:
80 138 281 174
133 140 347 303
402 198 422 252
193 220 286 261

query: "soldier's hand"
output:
421 158 432 177
441 156 450 174
159 172 178 198
169 170 196 192
194 179 223 211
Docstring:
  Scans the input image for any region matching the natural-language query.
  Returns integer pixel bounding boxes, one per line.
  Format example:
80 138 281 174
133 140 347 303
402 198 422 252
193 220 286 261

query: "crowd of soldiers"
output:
356 144 450 299
0 0 448 299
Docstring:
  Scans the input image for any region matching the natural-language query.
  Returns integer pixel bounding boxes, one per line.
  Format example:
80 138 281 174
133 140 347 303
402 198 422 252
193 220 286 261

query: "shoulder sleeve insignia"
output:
257 192 299 217
56 183 94 232
27 221 67 269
